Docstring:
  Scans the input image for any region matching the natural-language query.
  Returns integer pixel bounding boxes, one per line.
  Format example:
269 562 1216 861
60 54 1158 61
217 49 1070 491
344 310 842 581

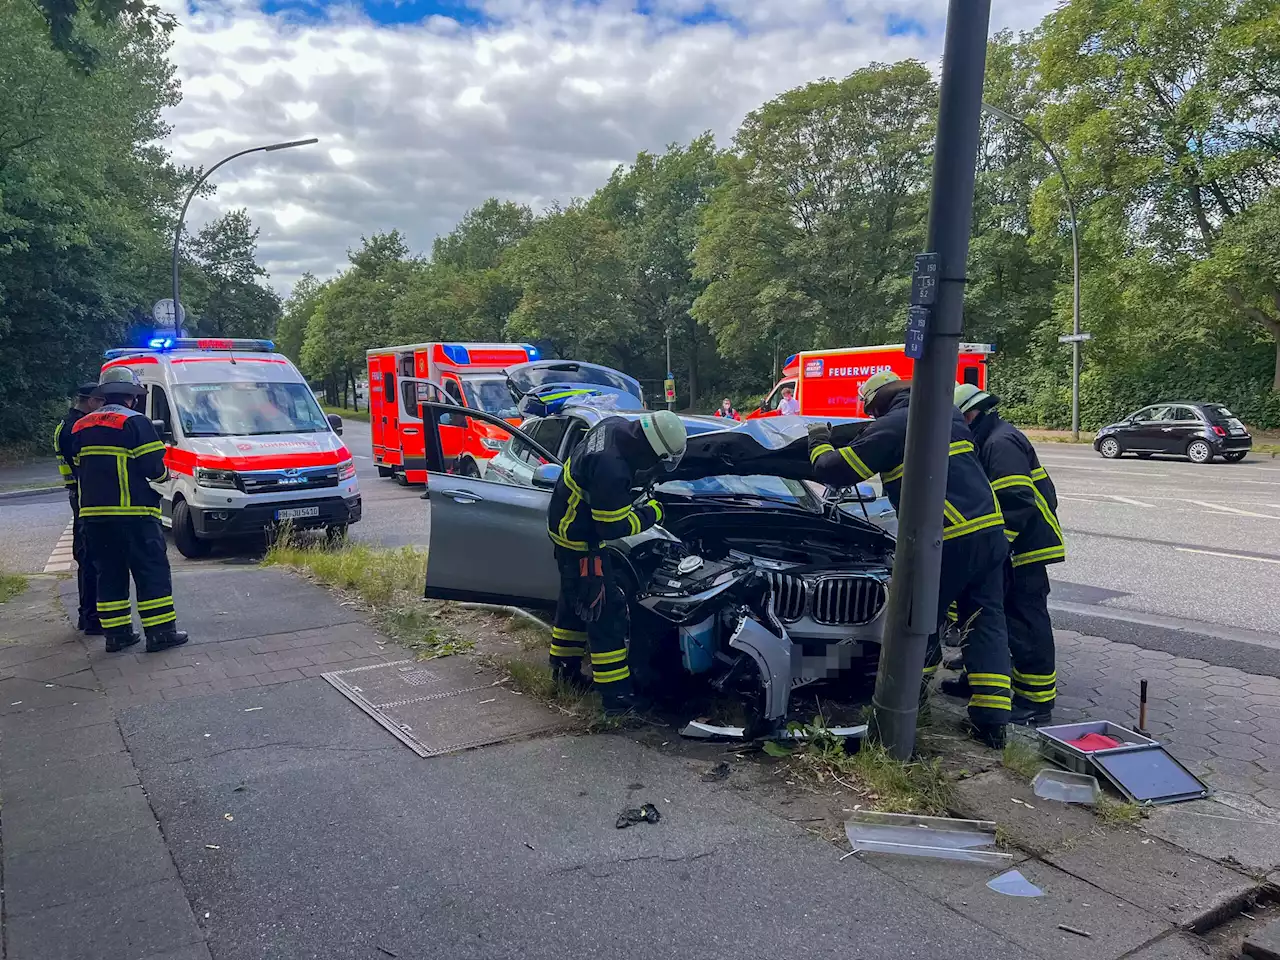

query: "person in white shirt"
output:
777 385 800 415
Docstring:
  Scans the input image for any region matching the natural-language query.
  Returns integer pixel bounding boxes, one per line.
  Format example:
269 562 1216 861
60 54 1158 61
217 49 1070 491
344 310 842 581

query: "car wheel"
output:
376 465 393 478
1223 451 1248 463
1098 437 1122 459
1187 439 1213 464
456 458 482 479
172 500 212 559
326 524 349 544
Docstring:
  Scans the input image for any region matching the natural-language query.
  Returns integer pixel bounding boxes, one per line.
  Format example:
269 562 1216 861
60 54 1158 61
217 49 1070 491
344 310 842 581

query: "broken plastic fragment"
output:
616 803 661 829
987 870 1044 897
1032 769 1100 805
844 811 1011 864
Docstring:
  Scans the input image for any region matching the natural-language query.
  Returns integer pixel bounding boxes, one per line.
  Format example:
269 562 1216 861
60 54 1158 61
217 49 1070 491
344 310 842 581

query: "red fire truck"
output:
747 342 994 420
366 342 539 484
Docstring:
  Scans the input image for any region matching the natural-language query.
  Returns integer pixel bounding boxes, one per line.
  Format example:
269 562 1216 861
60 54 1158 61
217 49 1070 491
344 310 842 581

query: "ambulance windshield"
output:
174 382 330 437
461 377 520 418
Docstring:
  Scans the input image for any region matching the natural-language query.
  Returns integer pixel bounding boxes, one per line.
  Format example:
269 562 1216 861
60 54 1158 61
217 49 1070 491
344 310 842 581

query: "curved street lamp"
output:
171 137 319 334
982 103 1083 440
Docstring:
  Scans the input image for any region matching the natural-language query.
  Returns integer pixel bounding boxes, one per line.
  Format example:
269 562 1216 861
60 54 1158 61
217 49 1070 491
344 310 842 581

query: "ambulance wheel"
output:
376 465 393 478
394 469 409 486
456 458 481 479
172 500 212 559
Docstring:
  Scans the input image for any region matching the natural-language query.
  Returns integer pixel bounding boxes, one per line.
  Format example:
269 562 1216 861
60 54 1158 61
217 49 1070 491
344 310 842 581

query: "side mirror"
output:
532 463 563 489
151 419 172 441
327 413 344 436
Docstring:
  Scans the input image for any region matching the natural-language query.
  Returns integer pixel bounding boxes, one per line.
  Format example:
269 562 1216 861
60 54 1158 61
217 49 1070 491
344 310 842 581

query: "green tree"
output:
183 209 281 339
31 0 176 72
276 272 324 365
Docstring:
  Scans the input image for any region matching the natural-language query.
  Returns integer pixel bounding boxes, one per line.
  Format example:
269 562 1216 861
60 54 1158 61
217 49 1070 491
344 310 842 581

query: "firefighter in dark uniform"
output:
55 382 103 634
70 367 189 654
807 371 1012 747
947 383 1064 725
546 410 687 712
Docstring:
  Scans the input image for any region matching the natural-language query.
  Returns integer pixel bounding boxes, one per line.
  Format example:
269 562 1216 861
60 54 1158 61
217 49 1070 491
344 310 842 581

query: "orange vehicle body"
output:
746 343 994 420
366 342 538 484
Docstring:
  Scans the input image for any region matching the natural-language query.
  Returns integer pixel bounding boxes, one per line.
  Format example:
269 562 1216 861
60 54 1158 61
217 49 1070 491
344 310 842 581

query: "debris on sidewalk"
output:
844 811 1011 864
679 720 867 742
987 869 1044 898
701 762 731 782
1057 924 1091 938
1032 769 1100 805
616 803 661 829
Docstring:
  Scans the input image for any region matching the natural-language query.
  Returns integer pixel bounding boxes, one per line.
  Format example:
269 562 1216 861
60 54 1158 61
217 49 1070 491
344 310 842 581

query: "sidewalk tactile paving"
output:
1052 629 1280 812
322 658 571 757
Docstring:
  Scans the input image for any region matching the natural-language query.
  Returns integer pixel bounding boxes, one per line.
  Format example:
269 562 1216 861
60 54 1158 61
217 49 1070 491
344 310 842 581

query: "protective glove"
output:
807 421 832 446
574 553 608 623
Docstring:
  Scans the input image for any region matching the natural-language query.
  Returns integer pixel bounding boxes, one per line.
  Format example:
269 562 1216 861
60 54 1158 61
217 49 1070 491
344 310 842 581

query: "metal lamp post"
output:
982 103 1084 440
170 137 319 334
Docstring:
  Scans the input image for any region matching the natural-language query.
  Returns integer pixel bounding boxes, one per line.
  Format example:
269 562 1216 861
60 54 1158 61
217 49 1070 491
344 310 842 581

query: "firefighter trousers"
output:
69 495 98 627
550 550 631 695
1006 562 1056 710
924 529 1012 727
84 518 177 638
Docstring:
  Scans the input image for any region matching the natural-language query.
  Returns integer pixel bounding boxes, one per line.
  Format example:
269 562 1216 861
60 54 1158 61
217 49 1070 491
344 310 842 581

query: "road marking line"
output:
1175 547 1280 565
1108 495 1154 508
42 520 76 573
1184 499 1280 519
354 455 371 460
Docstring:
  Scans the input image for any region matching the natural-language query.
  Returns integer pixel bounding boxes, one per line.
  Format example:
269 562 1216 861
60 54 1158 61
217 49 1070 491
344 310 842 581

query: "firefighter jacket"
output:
547 417 663 552
70 404 168 520
970 409 1065 568
54 407 84 494
808 390 1004 543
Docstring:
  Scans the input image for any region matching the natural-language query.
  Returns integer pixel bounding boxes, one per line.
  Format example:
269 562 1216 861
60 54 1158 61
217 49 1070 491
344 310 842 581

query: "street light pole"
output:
872 0 992 760
982 104 1082 440
171 137 319 335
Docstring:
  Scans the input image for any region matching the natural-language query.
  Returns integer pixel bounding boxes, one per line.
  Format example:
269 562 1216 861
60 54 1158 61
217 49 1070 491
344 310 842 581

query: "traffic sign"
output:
904 306 930 360
1058 333 1092 343
910 253 939 307
663 378 676 402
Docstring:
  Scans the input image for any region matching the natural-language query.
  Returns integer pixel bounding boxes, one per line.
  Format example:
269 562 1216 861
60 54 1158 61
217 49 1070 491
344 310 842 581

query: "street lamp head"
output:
981 102 1017 124
264 137 319 151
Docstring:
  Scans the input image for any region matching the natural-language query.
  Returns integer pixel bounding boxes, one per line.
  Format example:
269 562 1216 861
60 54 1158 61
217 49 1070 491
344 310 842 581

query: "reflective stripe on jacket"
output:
69 404 167 519
807 390 1004 543
970 410 1065 567
54 408 83 491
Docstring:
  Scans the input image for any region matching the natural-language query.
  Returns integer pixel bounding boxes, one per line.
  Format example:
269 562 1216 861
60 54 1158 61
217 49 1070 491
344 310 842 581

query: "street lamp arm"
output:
170 138 319 332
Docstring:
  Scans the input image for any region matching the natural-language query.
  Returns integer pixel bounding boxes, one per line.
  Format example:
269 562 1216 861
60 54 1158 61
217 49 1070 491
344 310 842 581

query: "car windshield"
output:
462 377 520 418
515 363 642 400
656 474 818 509
175 382 330 437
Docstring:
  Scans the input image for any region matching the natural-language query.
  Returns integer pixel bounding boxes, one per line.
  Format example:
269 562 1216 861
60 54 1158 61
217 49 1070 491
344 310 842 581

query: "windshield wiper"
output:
672 492 809 508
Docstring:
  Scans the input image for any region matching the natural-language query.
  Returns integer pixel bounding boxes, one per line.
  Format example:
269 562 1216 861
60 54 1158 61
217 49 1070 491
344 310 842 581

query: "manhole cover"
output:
323 659 569 757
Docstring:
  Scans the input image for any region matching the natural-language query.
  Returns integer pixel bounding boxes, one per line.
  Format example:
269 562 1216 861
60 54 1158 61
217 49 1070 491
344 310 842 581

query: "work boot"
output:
1009 704 1053 728
939 674 971 699
967 721 1007 750
145 627 190 653
551 664 591 695
80 619 105 637
597 686 648 718
104 631 141 653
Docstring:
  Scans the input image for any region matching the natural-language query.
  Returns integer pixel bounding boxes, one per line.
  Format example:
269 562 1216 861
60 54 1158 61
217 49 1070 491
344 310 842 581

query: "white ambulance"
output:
101 337 361 557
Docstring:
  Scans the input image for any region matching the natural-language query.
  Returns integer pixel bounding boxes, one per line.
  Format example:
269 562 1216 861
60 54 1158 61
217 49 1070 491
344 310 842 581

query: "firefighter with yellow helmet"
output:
807 371 1012 748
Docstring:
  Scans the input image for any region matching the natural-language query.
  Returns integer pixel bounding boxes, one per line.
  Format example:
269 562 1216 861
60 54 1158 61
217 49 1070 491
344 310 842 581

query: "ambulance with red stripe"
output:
747 343 995 420
101 337 361 558
366 341 541 484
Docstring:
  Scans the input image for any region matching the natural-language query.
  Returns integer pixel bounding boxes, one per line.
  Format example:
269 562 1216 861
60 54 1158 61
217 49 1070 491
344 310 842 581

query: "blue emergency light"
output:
106 337 276 359
440 343 471 365
524 344 540 361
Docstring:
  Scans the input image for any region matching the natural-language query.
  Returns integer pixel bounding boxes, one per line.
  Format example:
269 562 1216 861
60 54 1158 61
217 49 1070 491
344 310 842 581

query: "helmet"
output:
639 410 686 471
954 382 995 415
859 370 902 409
93 365 145 399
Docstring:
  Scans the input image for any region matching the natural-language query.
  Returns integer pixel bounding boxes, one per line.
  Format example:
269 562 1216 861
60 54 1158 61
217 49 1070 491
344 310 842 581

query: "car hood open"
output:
665 416 870 483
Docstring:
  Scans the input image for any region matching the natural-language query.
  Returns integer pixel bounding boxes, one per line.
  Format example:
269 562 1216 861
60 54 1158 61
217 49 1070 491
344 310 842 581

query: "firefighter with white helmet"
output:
545 410 686 713
806 371 1013 748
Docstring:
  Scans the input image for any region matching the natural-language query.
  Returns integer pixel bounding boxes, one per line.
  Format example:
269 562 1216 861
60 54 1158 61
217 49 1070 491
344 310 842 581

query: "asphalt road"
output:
5 423 1280 674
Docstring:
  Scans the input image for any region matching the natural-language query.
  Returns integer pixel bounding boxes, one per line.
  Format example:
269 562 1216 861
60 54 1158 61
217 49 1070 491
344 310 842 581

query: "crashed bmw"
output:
418 395 895 732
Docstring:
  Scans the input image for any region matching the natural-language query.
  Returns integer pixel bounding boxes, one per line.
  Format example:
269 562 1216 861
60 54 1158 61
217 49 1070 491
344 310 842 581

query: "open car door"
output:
420 401 562 611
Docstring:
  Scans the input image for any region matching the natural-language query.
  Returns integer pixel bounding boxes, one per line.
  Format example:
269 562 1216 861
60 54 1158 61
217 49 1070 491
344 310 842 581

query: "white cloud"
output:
163 0 1060 293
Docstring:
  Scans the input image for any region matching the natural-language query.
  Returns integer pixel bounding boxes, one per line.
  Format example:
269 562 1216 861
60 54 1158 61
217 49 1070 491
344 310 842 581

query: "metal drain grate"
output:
322 658 570 757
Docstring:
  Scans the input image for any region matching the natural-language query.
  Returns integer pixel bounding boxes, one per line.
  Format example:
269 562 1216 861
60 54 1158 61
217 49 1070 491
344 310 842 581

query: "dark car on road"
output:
1094 402 1252 464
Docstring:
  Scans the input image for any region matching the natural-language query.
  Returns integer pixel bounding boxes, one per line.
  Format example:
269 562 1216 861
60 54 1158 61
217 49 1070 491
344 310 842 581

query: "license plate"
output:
275 506 320 520
1229 428 1246 435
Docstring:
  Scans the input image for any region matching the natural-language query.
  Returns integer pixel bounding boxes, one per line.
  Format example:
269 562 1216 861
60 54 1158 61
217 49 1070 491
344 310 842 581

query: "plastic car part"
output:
1031 769 1100 805
987 870 1044 897
679 720 868 741
844 811 1012 864
727 614 793 723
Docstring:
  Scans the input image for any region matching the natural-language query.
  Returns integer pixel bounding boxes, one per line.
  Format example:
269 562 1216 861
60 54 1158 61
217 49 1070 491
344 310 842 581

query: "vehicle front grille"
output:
765 572 807 622
811 576 886 625
238 466 339 495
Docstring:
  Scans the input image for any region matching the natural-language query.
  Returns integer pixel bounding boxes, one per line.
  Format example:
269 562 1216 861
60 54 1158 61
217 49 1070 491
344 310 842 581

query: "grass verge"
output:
0 573 28 604
1002 738 1045 780
263 532 472 659
491 658 625 732
322 404 370 423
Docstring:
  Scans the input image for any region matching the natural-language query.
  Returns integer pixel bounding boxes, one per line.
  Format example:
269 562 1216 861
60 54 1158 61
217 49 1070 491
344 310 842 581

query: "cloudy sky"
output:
164 0 1060 295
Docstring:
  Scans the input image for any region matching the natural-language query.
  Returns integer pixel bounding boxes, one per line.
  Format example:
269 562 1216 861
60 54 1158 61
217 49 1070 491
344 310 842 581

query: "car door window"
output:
762 381 795 412
149 385 174 438
1174 406 1201 423
439 379 466 426
560 419 590 460
526 417 570 454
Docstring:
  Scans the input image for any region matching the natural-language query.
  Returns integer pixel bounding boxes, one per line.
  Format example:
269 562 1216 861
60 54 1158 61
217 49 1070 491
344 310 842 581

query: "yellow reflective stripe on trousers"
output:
100 614 133 629
1013 688 1056 703
809 443 835 464
592 665 631 684
550 645 585 658
79 506 161 518
1012 669 1056 684
969 694 1011 710
1012 544 1066 567
552 627 586 641
838 447 874 480
967 673 1011 689
98 599 132 611
141 612 177 627
590 649 627 666
136 596 173 611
